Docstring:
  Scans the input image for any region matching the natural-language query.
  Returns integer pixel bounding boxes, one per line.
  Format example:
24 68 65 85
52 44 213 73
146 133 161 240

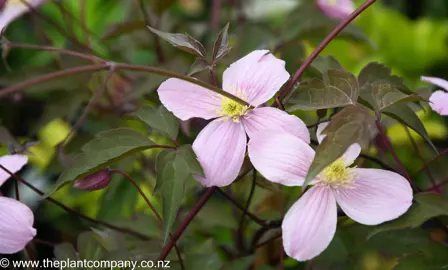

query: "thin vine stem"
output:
0 164 150 240
274 0 377 106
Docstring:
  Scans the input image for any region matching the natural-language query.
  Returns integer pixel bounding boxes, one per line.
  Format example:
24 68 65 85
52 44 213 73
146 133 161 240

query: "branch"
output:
0 164 150 240
275 0 377 106
158 187 217 260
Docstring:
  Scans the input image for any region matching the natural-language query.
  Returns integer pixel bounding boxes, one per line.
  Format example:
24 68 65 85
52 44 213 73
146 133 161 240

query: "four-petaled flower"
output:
248 122 413 261
317 0 355 20
0 154 36 254
421 76 448 116
157 50 310 187
0 0 46 31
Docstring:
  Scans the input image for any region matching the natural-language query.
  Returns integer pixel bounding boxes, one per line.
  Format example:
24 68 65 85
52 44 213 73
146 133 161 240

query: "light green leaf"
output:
310 56 343 75
287 69 359 111
134 105 179 139
47 129 155 196
368 193 448 238
303 106 375 189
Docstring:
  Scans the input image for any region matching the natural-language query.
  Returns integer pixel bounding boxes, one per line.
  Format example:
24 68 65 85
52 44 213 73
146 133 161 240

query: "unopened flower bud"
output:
73 169 111 191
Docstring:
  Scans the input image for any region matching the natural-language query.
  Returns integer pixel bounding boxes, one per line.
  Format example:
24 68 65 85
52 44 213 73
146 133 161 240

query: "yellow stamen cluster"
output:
319 158 355 189
217 88 249 122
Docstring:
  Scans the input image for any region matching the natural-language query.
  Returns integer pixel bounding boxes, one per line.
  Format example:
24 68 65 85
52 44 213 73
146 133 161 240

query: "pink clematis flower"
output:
0 154 37 254
0 0 46 31
421 76 448 116
157 50 310 187
248 122 413 261
317 0 355 20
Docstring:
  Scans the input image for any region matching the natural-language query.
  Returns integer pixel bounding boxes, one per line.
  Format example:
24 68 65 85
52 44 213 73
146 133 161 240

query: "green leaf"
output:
212 22 231 63
184 253 223 270
383 104 437 153
287 69 359 111
47 129 155 196
54 243 79 269
77 232 106 265
368 193 448 238
155 145 203 242
134 105 179 139
148 27 206 58
310 55 343 75
303 106 375 189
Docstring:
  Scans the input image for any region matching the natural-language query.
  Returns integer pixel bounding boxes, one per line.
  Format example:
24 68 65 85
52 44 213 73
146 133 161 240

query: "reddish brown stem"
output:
413 148 448 177
427 176 448 192
158 187 217 260
404 127 439 192
375 121 419 191
275 0 377 106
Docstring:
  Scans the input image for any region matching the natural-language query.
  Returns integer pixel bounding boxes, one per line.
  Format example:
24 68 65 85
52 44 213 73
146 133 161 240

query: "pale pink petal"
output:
317 0 355 20
316 122 361 165
0 155 28 187
421 76 448 91
222 50 290 106
192 119 246 187
429 91 448 116
242 107 310 143
0 0 46 30
282 186 337 261
0 197 36 254
334 168 413 225
248 130 315 186
157 78 221 121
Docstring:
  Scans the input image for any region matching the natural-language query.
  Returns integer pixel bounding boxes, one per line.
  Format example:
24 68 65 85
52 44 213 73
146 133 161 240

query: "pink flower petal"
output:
0 197 36 254
282 186 337 261
192 119 246 187
157 78 221 121
317 0 355 20
421 76 448 91
248 130 315 186
429 91 448 116
0 0 46 30
0 155 28 187
334 168 413 225
222 50 290 107
316 122 361 165
242 107 310 143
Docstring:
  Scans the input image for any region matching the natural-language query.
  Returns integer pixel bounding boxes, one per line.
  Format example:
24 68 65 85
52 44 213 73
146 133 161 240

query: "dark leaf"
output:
148 27 206 58
222 256 255 270
368 193 448 238
304 106 375 188
134 105 179 139
212 22 232 63
188 57 210 76
47 129 155 196
288 69 359 111
152 0 176 15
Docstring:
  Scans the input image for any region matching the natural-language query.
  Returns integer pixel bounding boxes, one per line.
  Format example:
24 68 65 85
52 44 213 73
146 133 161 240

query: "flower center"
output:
217 88 249 122
319 158 355 189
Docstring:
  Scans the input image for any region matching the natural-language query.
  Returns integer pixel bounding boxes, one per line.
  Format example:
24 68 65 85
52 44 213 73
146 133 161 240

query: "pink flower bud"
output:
72 169 111 191
317 0 355 20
